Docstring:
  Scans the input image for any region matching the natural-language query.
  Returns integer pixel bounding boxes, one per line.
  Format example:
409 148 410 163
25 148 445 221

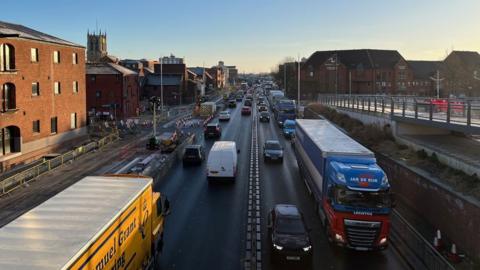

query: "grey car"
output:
263 140 284 162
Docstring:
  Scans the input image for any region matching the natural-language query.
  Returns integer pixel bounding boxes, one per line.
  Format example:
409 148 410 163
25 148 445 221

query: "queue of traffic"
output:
0 83 394 269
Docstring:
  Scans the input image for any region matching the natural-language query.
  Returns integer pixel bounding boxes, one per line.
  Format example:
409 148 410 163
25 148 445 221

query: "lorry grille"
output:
344 219 381 248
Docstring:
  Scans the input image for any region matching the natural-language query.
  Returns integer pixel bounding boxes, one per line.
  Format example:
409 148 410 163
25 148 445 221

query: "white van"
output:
207 141 239 180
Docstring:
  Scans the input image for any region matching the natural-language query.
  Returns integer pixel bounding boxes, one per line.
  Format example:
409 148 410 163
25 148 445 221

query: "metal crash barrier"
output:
0 132 119 196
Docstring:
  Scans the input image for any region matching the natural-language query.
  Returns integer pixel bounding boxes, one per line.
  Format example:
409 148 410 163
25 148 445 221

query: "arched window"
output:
2 83 16 111
0 126 21 156
0 43 15 71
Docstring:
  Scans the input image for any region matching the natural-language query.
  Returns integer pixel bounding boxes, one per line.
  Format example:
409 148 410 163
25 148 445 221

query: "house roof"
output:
408 61 444 80
449 51 480 68
188 67 213 79
304 49 404 70
0 20 83 48
86 63 137 76
146 74 182 86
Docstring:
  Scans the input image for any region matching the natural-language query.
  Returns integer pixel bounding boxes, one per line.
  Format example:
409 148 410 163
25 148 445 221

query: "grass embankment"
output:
307 104 480 199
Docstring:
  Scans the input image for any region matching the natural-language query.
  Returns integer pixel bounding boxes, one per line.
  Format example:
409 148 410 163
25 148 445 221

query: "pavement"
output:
155 99 409 270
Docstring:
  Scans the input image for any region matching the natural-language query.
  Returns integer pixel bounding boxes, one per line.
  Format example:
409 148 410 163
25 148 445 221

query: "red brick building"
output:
86 63 140 119
0 21 87 171
300 49 413 98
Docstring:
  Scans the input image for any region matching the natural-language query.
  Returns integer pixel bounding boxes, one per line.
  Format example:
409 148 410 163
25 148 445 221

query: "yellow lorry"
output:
0 174 170 270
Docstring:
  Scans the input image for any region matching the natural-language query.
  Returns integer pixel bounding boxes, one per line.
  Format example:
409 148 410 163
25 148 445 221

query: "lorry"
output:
200 101 217 117
274 98 296 127
0 175 170 269
268 90 285 111
293 119 393 251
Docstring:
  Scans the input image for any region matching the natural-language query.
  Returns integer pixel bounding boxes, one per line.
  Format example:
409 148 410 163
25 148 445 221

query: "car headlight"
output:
303 245 312 252
273 244 283 250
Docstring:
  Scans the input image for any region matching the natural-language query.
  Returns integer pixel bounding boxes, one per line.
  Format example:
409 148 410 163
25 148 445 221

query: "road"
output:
155 98 409 270
156 102 251 270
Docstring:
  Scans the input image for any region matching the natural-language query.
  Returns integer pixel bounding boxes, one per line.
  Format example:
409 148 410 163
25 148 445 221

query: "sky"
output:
3 0 480 73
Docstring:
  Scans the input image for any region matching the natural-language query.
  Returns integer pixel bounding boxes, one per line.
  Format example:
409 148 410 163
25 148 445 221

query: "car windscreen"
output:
335 186 391 208
207 126 218 131
276 217 305 235
265 142 281 150
261 112 269 116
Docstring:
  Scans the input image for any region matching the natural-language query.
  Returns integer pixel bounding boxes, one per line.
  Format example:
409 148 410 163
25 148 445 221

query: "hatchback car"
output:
219 110 231 121
182 145 205 165
259 111 270 122
241 106 252 115
268 204 312 265
204 123 222 138
263 140 283 162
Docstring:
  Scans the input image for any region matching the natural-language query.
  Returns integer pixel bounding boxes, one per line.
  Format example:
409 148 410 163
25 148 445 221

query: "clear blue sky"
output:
3 0 479 73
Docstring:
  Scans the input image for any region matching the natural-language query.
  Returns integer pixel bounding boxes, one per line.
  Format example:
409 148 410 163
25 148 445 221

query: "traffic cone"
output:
447 243 461 263
433 237 440 251
435 230 444 251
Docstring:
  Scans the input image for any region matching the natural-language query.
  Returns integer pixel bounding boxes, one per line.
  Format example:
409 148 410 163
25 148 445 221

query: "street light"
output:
430 70 444 98
149 96 161 137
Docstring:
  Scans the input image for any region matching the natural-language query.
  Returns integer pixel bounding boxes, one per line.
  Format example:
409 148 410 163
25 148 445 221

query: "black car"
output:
268 204 312 265
236 95 243 102
183 145 205 165
244 99 252 107
259 111 270 122
204 123 222 139
228 99 237 108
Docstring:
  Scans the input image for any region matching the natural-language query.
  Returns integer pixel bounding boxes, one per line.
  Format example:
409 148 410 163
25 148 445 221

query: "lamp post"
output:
150 96 160 137
430 70 444 98
160 57 164 113
297 55 301 105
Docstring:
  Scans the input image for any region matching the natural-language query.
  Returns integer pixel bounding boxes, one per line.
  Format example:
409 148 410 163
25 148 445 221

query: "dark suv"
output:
204 123 222 139
183 145 205 165
268 204 312 265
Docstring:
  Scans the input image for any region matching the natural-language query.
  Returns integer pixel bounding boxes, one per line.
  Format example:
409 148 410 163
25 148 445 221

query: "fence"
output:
318 95 480 128
0 132 119 196
391 210 455 270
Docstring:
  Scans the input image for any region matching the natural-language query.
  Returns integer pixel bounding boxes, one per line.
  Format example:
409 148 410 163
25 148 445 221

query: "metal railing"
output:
318 95 480 129
0 132 119 196
391 210 455 270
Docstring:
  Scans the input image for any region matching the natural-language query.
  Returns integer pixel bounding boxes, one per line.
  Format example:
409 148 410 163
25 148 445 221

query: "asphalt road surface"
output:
155 99 409 270
156 102 251 270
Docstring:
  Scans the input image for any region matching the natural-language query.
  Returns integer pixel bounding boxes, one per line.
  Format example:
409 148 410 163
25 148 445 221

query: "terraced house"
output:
0 21 86 171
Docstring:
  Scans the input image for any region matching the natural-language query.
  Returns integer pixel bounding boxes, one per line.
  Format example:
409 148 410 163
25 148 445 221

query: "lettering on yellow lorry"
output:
0 175 170 270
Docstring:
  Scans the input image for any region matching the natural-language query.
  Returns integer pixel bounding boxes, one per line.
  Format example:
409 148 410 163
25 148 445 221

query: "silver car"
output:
263 140 284 162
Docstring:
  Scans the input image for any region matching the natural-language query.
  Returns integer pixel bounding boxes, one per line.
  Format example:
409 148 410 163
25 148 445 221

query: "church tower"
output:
87 31 107 63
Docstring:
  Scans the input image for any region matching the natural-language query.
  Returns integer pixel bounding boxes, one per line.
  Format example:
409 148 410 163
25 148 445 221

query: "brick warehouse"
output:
299 49 413 97
0 21 87 171
86 63 140 119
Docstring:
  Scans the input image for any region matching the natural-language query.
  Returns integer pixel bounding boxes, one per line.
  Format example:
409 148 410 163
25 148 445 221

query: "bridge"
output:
318 95 480 134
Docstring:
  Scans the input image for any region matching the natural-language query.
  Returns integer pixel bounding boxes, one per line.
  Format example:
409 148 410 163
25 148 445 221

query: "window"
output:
72 53 78 64
0 43 15 71
91 75 96 81
53 50 60 63
54 81 61 95
73 81 78 93
70 113 77 129
51 117 58 134
31 48 39 62
2 83 16 111
32 82 40 96
32 120 40 133
96 90 101 98
1 126 21 156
